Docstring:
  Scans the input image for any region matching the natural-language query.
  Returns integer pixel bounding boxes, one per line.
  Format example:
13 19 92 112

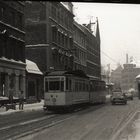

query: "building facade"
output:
121 63 140 92
73 21 87 73
110 65 123 89
25 2 74 73
25 2 102 84
26 59 43 102
82 19 101 80
0 1 26 98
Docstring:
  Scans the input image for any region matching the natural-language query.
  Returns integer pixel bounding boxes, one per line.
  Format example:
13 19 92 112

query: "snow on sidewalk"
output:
0 100 44 116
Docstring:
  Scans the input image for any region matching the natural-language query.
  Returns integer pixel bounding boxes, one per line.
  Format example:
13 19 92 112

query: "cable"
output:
101 50 118 63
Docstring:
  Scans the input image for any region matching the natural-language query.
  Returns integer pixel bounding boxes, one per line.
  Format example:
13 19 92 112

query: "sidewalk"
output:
0 100 44 116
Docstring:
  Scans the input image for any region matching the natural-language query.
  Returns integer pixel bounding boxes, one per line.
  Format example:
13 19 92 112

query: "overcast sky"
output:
73 2 140 70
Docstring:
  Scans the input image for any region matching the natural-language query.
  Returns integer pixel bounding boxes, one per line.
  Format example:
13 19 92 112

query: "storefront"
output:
26 59 43 103
0 57 26 99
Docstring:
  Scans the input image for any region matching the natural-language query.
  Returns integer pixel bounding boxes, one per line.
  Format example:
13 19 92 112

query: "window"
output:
52 26 57 42
9 11 15 26
69 79 71 91
1 35 6 57
19 14 22 29
52 5 57 19
61 81 64 91
57 9 60 23
49 81 60 90
45 81 48 92
66 77 68 90
48 77 64 91
0 7 5 20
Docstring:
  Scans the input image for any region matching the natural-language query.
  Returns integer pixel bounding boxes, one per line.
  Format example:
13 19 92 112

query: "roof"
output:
47 71 67 76
26 59 43 75
46 70 88 78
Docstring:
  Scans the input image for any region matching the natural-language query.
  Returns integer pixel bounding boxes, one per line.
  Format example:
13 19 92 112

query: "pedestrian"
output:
19 90 24 110
9 90 13 104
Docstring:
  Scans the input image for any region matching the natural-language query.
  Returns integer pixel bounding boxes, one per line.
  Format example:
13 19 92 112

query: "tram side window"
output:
79 82 81 91
45 81 48 92
83 82 85 91
86 83 88 91
75 81 78 91
49 81 60 90
66 77 72 91
61 81 64 91
68 79 71 91
66 77 68 90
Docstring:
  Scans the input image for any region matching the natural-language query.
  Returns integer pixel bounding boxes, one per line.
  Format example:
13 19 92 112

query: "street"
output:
0 98 140 140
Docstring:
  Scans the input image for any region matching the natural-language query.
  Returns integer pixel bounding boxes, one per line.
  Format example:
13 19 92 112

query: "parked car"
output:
124 92 133 100
111 90 127 105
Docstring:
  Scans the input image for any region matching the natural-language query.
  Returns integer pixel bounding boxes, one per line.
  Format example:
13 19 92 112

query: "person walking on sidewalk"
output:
9 92 13 104
19 90 24 110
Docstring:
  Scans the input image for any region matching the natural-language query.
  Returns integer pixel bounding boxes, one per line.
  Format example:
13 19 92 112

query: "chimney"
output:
126 53 128 64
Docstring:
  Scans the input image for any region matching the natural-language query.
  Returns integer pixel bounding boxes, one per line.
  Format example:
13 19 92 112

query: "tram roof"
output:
47 71 67 76
46 70 89 78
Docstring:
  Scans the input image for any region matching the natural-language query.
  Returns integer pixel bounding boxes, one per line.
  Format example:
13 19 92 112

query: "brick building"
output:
0 1 26 98
121 63 140 92
25 2 74 73
82 19 101 80
110 65 123 89
73 21 87 73
25 1 102 96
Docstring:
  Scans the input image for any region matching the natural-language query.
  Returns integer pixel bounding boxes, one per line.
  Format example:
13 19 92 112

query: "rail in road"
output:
0 112 58 140
1 99 140 140
18 98 140 140
0 104 105 140
111 111 140 140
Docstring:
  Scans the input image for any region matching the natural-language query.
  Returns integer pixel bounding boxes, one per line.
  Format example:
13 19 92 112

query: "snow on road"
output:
19 98 140 140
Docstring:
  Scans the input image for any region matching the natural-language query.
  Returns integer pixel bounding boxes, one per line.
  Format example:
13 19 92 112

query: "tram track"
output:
0 113 57 140
0 104 105 140
10 115 75 140
2 112 77 140
0 114 56 131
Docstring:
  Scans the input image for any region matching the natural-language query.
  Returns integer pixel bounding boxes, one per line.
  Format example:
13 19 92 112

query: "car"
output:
111 91 127 105
124 92 133 100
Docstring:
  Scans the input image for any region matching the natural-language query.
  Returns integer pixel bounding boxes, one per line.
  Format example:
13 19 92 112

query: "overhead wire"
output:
101 50 118 64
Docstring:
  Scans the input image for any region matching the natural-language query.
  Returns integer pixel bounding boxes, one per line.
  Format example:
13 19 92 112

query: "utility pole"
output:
107 64 110 84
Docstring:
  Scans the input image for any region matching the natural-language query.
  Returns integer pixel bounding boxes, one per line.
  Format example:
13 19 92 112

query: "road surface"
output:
1 98 140 140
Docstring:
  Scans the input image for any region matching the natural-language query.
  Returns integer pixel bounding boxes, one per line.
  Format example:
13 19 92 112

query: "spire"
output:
95 17 100 46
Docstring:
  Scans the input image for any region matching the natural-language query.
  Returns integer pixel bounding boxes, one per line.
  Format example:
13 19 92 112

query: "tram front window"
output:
49 81 60 90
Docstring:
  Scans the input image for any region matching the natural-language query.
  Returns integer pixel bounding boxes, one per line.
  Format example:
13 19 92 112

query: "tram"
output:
89 80 106 104
43 70 106 111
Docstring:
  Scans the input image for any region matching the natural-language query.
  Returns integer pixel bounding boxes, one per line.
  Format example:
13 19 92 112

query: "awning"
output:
136 74 140 79
26 59 43 75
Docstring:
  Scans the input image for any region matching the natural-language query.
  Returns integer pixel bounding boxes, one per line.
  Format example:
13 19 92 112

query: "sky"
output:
73 2 140 70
